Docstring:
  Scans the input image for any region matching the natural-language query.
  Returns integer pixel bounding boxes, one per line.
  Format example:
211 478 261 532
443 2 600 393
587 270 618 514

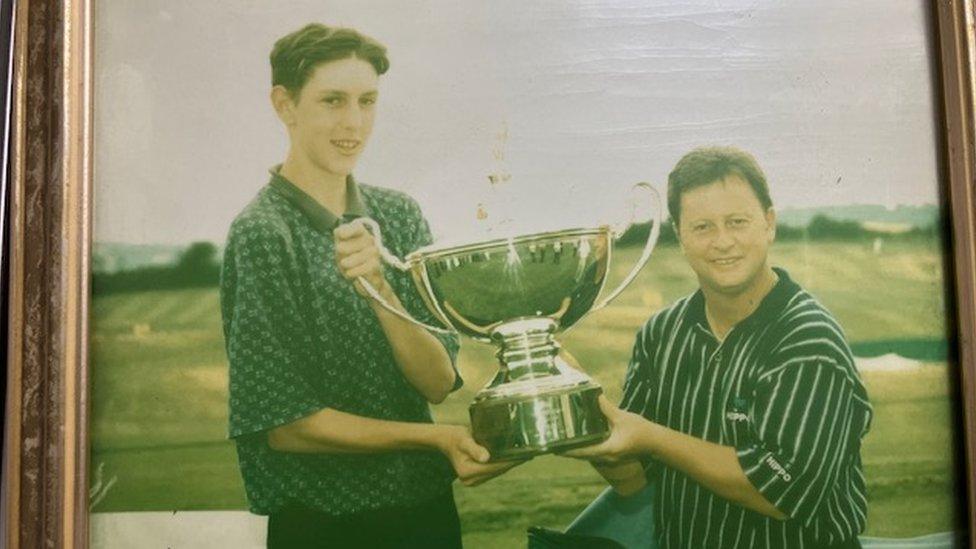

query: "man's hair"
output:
270 23 390 98
667 146 773 226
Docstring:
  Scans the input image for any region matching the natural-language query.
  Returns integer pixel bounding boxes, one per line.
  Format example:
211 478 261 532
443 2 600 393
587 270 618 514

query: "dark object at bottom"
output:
528 484 655 549
266 488 461 549
527 526 625 549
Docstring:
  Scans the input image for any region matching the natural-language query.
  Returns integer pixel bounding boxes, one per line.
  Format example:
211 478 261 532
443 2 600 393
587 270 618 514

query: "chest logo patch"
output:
726 396 750 422
726 410 749 422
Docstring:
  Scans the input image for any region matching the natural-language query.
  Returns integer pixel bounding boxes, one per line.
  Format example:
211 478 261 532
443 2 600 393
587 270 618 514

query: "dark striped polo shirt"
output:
621 268 872 549
221 169 461 516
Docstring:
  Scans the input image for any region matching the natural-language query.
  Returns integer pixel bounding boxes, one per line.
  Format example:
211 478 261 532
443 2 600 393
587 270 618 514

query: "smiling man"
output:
564 147 873 549
220 24 516 549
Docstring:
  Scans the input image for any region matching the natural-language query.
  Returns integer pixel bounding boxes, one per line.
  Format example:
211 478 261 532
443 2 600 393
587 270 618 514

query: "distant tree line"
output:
92 242 221 295
93 215 943 294
617 214 943 247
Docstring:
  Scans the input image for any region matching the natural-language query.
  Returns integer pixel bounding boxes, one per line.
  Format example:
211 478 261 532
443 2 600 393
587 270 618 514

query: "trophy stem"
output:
491 318 562 383
470 317 610 460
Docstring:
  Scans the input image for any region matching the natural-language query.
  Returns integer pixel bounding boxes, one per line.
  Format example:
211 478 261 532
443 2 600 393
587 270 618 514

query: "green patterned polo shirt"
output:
220 169 461 516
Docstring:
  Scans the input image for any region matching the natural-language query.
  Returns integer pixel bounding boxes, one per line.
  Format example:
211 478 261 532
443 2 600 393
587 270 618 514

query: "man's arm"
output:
564 397 787 519
588 318 659 498
334 222 456 403
268 408 522 486
568 358 867 523
640 421 787 519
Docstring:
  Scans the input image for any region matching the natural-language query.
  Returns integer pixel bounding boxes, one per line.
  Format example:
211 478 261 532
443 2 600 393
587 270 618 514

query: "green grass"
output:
89 240 962 546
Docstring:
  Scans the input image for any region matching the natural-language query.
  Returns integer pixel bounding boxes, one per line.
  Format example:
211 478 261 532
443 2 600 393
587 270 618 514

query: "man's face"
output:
676 174 776 296
284 56 379 179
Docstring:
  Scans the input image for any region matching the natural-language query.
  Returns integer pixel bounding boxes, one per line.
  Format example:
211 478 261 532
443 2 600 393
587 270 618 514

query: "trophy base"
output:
469 376 609 461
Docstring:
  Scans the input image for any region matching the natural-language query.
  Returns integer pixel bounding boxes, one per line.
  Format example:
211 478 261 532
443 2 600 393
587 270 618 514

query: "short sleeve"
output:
221 218 327 438
620 321 655 415
396 197 463 391
619 321 661 478
735 360 866 523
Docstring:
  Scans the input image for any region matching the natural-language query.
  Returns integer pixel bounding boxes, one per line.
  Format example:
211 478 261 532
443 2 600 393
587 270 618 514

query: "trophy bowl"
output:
358 183 661 460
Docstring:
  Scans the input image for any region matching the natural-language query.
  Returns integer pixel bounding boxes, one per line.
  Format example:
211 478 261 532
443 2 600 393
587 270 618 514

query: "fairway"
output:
89 240 962 546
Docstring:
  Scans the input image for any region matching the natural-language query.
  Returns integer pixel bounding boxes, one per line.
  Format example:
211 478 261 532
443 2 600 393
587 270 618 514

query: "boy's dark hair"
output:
270 23 390 98
667 146 773 226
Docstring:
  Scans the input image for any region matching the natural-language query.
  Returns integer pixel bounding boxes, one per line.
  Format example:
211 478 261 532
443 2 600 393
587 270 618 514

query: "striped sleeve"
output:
620 319 655 415
619 319 664 478
735 359 859 523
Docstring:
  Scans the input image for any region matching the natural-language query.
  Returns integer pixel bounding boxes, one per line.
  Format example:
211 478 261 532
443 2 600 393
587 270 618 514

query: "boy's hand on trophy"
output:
334 221 389 299
560 396 656 465
438 425 527 487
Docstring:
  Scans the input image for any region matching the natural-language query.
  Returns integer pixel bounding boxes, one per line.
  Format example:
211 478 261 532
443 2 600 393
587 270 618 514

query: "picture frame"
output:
5 1 976 547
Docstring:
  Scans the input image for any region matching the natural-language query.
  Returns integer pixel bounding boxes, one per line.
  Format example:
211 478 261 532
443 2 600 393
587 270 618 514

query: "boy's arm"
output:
334 222 457 403
268 408 522 486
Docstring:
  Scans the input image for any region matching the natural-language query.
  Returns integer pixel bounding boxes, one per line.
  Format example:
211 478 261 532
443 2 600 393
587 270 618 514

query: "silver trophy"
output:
358 183 662 460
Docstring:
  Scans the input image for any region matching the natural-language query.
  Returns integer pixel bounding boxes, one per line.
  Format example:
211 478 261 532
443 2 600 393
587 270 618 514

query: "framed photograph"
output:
6 1 976 548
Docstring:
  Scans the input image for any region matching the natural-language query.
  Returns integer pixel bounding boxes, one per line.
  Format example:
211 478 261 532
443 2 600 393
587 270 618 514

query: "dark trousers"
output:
267 489 462 549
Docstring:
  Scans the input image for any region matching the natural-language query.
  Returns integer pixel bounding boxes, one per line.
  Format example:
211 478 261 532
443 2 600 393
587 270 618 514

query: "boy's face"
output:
676 174 776 297
282 56 379 179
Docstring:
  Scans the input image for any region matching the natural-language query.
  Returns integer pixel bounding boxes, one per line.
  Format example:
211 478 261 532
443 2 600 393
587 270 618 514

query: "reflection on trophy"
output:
358 183 661 460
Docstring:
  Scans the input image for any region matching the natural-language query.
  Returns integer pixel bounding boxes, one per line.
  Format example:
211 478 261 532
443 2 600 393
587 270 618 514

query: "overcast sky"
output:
94 1 942 245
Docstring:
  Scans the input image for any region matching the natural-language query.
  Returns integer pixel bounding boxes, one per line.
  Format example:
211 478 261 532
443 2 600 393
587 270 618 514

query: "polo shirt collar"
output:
268 165 367 234
687 267 799 337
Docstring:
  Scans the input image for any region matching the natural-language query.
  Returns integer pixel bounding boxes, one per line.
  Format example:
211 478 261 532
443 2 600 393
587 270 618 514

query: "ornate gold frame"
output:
6 0 91 546
4 1 976 547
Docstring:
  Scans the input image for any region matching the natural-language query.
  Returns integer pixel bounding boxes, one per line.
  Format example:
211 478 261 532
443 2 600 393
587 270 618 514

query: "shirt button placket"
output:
709 349 723 368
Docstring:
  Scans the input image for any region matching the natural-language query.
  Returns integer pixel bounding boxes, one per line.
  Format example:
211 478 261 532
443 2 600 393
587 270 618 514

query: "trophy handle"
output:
589 182 663 313
352 217 455 334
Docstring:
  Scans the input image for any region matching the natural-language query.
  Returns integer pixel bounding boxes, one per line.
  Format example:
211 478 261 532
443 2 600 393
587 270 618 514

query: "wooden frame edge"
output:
936 1 976 546
4 0 26 545
4 0 92 546
62 0 92 545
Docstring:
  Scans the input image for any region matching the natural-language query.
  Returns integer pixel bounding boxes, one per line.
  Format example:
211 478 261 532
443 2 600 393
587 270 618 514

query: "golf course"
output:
89 238 963 548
